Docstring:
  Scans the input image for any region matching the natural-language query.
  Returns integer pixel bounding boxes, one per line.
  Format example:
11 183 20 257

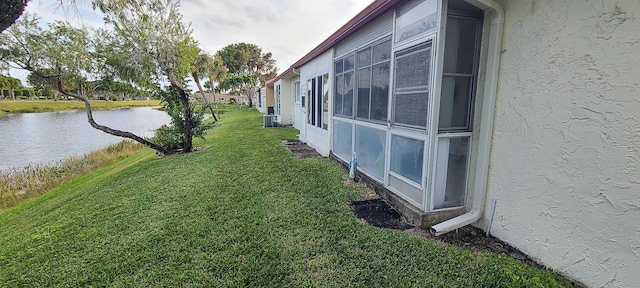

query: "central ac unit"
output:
263 115 278 127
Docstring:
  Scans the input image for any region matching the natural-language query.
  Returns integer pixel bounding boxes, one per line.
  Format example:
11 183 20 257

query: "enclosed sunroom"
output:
329 0 489 225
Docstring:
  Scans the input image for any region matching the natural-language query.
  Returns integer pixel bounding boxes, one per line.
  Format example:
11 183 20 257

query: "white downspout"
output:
430 0 504 236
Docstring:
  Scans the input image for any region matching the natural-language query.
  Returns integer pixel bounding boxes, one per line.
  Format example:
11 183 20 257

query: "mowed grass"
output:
0 109 574 287
0 141 150 210
0 100 162 114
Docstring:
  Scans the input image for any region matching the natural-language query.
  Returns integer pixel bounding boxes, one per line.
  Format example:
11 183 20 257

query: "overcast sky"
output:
10 0 374 85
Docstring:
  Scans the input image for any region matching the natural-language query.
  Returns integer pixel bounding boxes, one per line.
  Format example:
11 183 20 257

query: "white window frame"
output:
306 73 329 130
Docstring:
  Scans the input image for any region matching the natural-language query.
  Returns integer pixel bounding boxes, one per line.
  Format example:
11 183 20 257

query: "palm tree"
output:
191 51 218 121
206 54 227 119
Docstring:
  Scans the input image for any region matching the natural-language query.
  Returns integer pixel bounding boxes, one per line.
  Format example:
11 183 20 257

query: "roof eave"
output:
291 0 398 69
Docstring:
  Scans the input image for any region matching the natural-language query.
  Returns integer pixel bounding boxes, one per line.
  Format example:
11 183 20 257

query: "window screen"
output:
393 42 432 128
439 16 481 132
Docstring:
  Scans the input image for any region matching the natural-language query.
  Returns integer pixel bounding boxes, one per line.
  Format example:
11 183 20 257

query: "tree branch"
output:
46 67 173 155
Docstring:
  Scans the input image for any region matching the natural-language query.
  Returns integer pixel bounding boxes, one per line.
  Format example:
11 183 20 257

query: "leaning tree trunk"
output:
52 73 173 155
164 68 193 153
191 72 218 122
212 84 221 120
246 86 253 108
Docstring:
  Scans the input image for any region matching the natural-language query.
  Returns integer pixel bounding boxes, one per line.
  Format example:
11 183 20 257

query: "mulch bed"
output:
282 139 323 159
349 196 559 273
350 198 414 230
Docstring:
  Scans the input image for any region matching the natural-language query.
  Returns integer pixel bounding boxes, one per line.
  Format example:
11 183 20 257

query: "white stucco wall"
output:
290 76 303 131
298 50 333 156
479 1 640 287
275 79 294 125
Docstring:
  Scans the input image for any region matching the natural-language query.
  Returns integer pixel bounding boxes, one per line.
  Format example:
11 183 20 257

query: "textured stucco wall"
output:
479 0 640 287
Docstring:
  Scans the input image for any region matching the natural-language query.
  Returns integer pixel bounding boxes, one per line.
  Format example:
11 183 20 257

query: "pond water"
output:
0 107 171 171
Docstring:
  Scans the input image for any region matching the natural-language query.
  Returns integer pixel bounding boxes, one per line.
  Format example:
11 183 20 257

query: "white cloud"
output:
180 0 375 73
8 0 374 85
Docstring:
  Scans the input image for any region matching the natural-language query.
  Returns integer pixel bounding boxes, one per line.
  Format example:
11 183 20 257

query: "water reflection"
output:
0 107 171 171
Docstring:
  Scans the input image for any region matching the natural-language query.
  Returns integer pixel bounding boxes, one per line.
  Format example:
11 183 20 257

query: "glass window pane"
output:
322 74 329 130
357 67 371 119
395 0 438 43
439 76 472 130
344 55 355 71
308 79 313 124
372 40 391 63
301 82 306 108
355 125 386 180
332 120 353 160
394 92 428 127
370 62 389 121
334 74 343 115
443 17 480 74
315 77 321 127
343 71 354 117
390 135 424 184
433 136 469 209
335 59 343 74
358 48 371 67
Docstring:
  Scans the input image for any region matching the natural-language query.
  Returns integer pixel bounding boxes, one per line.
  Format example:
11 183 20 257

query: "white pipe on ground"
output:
431 0 504 236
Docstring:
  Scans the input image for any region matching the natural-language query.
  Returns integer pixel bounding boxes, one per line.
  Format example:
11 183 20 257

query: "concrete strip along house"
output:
267 0 639 286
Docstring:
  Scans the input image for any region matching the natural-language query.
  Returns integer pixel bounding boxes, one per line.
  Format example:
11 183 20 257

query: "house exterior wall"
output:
291 76 303 131
299 50 333 156
275 79 294 125
260 86 275 114
198 92 232 104
256 89 266 113
477 1 640 287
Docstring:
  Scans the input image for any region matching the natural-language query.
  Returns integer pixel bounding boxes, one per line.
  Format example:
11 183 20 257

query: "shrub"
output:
150 125 182 150
43 90 54 97
228 97 236 104
149 87 214 152
14 90 23 97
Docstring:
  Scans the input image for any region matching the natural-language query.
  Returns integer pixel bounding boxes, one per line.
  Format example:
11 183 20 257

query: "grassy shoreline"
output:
0 141 150 210
0 100 162 114
0 109 575 287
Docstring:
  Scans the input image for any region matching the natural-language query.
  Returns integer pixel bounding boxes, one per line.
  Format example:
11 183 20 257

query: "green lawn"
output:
0 109 573 287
